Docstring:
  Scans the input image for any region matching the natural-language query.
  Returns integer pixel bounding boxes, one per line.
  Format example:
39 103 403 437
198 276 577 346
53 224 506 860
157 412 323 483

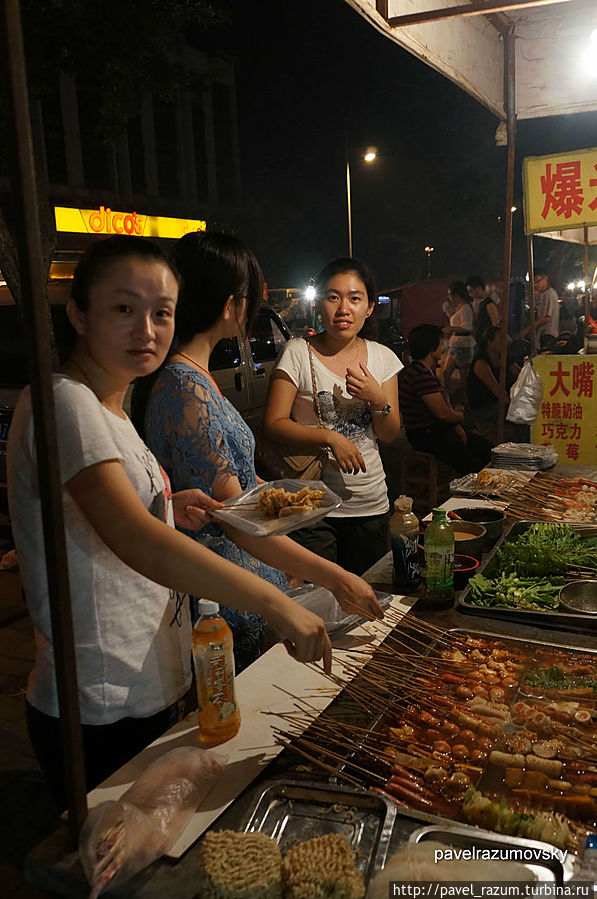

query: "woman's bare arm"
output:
66 460 332 670
264 372 366 474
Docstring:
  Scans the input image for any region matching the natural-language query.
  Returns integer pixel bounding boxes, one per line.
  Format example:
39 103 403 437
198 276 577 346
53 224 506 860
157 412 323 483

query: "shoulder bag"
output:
256 343 329 481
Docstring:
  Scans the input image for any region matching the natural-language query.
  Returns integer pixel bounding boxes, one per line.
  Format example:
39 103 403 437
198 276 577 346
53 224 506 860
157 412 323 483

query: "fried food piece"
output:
257 486 325 518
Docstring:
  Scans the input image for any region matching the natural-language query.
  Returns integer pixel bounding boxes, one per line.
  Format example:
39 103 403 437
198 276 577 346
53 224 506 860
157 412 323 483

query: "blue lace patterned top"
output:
144 362 288 673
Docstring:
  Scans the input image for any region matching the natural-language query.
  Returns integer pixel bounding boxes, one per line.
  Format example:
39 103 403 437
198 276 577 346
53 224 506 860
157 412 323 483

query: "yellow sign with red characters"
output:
523 147 597 235
54 206 206 239
531 355 596 465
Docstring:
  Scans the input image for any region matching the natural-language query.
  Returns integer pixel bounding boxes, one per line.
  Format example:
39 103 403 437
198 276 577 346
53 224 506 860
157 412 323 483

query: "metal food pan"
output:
409 824 573 882
241 779 396 882
456 520 597 632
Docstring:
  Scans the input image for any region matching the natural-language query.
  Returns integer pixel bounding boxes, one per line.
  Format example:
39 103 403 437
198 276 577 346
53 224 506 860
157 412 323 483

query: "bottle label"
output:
391 533 421 589
425 548 454 589
195 645 237 722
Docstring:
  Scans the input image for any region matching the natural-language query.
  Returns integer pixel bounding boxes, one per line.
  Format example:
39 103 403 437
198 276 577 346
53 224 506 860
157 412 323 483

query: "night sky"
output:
200 0 597 292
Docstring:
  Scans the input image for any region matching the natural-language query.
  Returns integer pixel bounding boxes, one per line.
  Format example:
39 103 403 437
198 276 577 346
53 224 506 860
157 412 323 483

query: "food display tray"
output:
456 520 597 632
409 824 573 882
241 779 396 883
210 478 341 537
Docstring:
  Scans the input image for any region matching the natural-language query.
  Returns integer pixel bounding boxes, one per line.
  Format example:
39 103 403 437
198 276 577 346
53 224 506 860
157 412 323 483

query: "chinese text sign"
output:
523 147 597 235
531 355 596 465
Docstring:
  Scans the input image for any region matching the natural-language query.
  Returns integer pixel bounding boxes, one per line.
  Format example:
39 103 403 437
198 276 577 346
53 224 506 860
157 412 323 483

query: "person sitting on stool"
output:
399 324 492 476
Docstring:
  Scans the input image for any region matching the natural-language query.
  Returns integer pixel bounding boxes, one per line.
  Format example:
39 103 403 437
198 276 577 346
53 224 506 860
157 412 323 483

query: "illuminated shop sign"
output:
54 206 207 239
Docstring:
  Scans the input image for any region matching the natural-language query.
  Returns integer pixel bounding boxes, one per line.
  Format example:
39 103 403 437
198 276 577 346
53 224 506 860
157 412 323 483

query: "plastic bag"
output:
79 746 226 897
506 357 544 425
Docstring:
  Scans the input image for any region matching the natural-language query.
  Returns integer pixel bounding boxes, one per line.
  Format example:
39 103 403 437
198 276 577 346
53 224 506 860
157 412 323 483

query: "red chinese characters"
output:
541 161 583 219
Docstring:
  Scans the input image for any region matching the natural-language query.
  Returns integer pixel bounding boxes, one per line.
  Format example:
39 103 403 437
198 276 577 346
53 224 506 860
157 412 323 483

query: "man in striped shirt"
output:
399 324 491 475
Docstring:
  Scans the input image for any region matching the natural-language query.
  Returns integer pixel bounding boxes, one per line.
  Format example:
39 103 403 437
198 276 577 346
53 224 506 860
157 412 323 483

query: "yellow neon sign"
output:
54 206 207 239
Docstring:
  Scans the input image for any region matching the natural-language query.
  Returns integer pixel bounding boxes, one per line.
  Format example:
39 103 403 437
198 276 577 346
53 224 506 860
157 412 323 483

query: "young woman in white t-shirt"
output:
7 236 334 808
442 281 475 397
263 257 402 574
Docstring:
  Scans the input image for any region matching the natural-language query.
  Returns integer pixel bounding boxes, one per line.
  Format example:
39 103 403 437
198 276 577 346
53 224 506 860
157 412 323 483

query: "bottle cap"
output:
431 508 447 521
198 599 220 616
394 495 413 513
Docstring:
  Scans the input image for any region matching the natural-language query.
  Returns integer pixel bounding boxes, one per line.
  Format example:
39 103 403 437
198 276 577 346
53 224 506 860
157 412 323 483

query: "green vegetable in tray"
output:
524 664 597 692
468 571 564 611
496 522 597 577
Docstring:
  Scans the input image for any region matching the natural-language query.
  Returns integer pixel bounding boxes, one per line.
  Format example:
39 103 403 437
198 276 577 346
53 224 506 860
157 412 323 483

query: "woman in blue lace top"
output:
142 232 383 673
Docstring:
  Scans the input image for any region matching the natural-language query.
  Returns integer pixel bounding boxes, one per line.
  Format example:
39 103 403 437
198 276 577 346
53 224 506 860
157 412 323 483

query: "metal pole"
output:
0 0 87 837
497 26 516 445
346 158 353 257
584 225 591 347
527 235 536 355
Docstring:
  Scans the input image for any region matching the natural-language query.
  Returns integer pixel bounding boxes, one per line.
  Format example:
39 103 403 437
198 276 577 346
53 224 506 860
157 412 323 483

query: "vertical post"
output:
0 0 87 838
584 226 591 347
497 26 517 444
527 235 536 355
346 158 353 257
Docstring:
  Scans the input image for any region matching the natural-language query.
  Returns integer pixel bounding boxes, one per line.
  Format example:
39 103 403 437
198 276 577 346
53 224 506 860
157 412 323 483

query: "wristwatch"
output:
372 402 391 416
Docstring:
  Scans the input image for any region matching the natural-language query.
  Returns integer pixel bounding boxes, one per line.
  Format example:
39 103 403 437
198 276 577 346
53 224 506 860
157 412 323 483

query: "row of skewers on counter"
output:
271 611 597 851
472 471 597 526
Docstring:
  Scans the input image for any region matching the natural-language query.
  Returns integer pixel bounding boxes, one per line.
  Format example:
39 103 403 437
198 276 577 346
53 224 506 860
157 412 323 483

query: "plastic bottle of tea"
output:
192 599 241 746
389 495 421 593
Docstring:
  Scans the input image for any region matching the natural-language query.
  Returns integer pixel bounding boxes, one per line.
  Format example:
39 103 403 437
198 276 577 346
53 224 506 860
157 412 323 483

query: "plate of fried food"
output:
209 479 342 537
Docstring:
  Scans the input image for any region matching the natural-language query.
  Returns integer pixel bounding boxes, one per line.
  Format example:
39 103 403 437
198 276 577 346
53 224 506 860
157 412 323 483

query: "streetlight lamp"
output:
424 245 434 279
346 146 377 256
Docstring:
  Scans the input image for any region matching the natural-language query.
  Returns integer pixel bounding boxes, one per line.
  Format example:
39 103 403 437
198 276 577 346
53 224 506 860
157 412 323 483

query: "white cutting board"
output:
85 595 416 858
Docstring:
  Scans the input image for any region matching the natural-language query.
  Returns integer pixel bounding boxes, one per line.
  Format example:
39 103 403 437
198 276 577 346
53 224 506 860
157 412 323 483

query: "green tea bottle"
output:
424 508 455 606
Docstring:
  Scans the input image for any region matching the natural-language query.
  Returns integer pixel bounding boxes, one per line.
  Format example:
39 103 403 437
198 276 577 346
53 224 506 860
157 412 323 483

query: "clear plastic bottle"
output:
389 495 421 593
424 508 455 607
192 599 241 746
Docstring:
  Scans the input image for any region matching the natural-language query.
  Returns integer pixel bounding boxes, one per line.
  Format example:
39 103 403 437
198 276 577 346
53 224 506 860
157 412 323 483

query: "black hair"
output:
533 268 548 280
448 281 470 303
465 274 485 291
408 323 443 360
313 256 378 338
60 235 178 362
313 256 376 305
71 235 178 311
171 231 263 342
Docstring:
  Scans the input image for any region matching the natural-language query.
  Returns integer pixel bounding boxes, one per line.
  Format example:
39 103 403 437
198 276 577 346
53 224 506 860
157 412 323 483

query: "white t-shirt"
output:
537 286 560 339
7 376 191 725
449 303 475 348
275 338 403 517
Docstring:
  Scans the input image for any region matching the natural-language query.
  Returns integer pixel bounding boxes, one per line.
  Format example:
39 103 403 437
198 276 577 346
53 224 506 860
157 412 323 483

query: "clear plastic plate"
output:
209 478 342 537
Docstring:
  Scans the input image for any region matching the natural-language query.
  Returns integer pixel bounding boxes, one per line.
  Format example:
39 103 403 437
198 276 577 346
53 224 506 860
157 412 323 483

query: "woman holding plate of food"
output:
138 232 383 673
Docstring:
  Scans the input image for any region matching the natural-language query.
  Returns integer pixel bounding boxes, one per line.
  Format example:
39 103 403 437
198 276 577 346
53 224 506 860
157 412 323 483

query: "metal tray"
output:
456 520 597 632
241 779 396 883
409 824 574 882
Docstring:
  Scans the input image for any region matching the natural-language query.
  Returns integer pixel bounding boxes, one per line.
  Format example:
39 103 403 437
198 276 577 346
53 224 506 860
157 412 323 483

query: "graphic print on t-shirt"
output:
318 385 371 448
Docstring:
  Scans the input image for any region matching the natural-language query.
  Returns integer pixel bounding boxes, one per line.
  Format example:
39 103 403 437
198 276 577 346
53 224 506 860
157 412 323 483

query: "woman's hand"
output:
329 571 384 621
268 597 332 673
345 363 386 407
172 489 223 530
326 430 366 474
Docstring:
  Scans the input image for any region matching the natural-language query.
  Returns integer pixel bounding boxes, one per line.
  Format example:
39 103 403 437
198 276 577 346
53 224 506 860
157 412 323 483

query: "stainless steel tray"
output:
409 824 574 882
456 520 597 632
241 779 396 882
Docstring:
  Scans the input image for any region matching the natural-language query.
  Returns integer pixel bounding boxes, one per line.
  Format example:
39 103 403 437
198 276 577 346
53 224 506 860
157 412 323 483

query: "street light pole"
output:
345 147 376 258
425 245 434 279
346 157 353 257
